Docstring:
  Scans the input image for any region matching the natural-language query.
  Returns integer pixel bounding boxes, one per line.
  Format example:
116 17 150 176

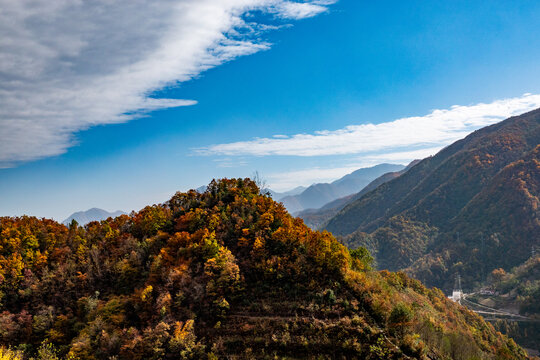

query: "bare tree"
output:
251 171 270 195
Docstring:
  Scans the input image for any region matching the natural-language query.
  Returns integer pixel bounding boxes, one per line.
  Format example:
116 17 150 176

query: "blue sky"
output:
1 0 540 220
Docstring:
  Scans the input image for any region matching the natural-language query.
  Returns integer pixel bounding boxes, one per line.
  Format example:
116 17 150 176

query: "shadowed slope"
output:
325 109 540 290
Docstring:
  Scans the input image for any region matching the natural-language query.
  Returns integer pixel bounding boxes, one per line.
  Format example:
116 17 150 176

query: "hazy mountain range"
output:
62 208 126 226
297 160 420 229
267 186 306 200
279 163 405 214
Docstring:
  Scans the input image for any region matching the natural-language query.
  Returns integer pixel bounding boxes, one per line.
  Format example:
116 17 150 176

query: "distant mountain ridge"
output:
280 163 405 213
297 160 420 229
62 208 126 225
268 186 306 200
324 108 540 291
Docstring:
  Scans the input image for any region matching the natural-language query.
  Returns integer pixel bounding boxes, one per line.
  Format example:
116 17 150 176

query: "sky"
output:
1 0 540 221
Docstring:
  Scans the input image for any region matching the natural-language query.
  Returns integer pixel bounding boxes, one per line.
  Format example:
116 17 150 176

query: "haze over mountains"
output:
297 160 421 229
323 108 540 291
62 208 126 226
279 163 405 214
267 186 306 200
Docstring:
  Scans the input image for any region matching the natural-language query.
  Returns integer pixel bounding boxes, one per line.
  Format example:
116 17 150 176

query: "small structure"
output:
448 274 463 304
479 288 495 296
451 289 463 303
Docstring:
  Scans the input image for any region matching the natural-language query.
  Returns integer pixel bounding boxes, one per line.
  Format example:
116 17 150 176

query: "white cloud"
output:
271 1 335 19
358 147 444 164
0 0 335 166
198 93 540 157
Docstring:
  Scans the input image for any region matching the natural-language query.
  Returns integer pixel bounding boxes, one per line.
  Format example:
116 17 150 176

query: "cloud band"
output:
197 93 540 157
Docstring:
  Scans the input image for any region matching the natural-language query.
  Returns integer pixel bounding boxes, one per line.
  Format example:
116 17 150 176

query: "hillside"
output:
298 160 420 229
0 179 527 359
325 108 540 290
62 208 126 226
483 254 540 318
466 254 540 351
280 163 404 213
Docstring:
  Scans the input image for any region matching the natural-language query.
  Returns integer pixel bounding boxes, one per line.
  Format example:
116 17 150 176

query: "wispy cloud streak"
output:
0 0 336 166
198 94 540 157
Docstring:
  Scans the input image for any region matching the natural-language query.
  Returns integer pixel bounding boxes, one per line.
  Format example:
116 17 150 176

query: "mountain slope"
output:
298 160 420 229
0 179 526 359
325 108 540 290
409 144 540 287
465 254 540 352
280 163 404 213
62 208 125 226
